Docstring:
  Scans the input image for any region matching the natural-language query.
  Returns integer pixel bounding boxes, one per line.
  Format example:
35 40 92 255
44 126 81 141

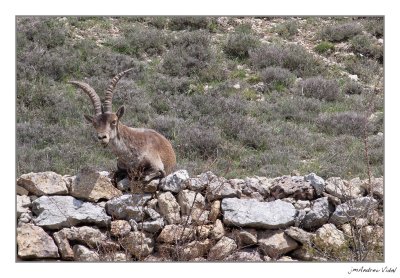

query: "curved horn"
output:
68 81 102 116
103 68 134 113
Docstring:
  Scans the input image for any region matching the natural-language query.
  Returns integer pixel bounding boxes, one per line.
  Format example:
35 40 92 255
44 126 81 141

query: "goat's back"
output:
120 126 176 174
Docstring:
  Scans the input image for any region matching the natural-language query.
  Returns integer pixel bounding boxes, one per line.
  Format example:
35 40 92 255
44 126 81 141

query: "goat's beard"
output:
100 141 109 148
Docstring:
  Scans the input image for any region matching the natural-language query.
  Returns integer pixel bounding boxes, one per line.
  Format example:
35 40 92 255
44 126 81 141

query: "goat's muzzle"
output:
97 134 110 147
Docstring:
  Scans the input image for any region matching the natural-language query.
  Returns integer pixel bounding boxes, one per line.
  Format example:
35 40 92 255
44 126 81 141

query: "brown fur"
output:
70 69 176 182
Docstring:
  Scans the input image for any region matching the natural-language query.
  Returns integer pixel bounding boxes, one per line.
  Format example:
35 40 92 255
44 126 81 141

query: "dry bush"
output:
320 22 362 42
297 76 340 101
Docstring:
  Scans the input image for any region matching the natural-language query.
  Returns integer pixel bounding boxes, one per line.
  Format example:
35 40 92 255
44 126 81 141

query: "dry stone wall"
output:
16 168 383 261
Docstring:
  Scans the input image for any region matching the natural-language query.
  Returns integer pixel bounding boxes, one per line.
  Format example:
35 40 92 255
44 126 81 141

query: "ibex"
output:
69 68 176 182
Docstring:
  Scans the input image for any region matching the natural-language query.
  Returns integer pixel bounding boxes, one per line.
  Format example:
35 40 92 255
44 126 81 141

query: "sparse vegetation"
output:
298 76 340 101
224 25 259 59
320 22 362 42
17 16 384 182
314 41 335 54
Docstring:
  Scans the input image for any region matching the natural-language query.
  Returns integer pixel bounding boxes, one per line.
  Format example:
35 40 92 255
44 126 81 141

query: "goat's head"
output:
69 68 132 147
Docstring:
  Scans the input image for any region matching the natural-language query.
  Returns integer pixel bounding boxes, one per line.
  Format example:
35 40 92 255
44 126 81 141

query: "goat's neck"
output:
109 123 136 157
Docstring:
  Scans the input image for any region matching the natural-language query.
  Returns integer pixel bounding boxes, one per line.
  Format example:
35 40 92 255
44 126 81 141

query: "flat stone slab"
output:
32 195 111 229
221 198 297 229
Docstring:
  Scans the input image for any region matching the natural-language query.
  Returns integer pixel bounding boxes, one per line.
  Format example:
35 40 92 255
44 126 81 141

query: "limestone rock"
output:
157 224 195 243
160 170 189 193
53 226 118 259
294 200 311 210
32 196 111 229
157 192 181 224
277 256 297 261
182 239 212 260
17 224 59 259
211 219 225 240
177 190 205 219
121 231 154 259
208 236 237 260
330 197 378 226
234 229 258 246
73 245 99 262
186 171 214 191
110 220 131 237
291 246 327 261
258 230 299 259
361 177 383 199
71 168 122 202
102 252 128 262
105 194 152 221
270 176 315 200
142 218 165 233
314 223 346 251
325 177 364 200
241 176 271 197
284 227 314 245
17 195 31 218
145 207 161 220
196 224 213 239
224 249 263 262
206 177 241 201
208 200 221 222
222 198 296 229
301 197 332 230
304 173 325 196
117 178 130 191
17 171 68 196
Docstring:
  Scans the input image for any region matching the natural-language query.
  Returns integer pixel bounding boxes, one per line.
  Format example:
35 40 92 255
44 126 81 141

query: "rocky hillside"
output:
16 169 383 261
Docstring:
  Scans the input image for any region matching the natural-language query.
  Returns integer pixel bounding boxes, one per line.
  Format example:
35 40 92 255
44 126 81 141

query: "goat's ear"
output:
116 106 125 119
84 114 94 123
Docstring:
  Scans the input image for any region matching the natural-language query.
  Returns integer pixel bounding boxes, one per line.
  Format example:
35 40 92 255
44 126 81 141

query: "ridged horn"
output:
103 68 133 113
68 81 102 116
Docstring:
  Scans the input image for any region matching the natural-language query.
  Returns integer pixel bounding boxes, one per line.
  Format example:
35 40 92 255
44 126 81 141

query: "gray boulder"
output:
71 168 122 202
32 196 111 229
330 197 378 226
105 194 152 221
270 176 315 200
206 177 241 201
301 197 332 230
17 171 68 196
258 230 299 259
221 198 296 229
160 170 189 193
304 173 325 196
17 224 59 259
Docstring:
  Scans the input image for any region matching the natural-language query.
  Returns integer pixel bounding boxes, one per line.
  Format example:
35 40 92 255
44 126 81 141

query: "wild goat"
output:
69 68 176 182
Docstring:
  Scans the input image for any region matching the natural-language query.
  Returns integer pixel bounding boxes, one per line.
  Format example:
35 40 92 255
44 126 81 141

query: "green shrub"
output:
177 124 223 159
249 43 322 77
109 25 168 56
363 17 384 37
320 22 362 42
274 21 298 38
224 25 259 59
317 112 371 137
17 17 68 49
298 77 340 101
314 41 335 54
169 16 214 30
350 34 383 62
259 66 295 91
344 57 381 82
161 31 224 81
343 80 363 95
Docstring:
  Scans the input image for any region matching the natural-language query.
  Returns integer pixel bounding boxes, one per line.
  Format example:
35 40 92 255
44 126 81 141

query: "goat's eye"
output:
111 120 117 125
